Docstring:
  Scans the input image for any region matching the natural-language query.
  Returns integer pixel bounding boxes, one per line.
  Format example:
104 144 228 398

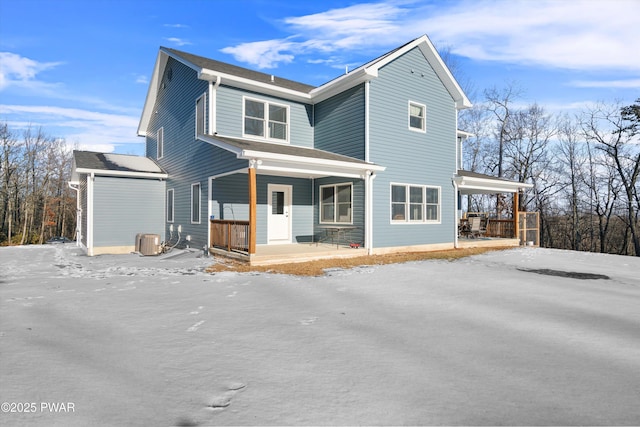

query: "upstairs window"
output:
157 127 164 159
244 98 288 142
409 101 426 133
196 93 206 136
320 183 352 224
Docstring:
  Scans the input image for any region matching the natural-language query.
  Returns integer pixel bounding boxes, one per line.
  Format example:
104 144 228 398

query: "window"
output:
157 127 164 159
391 184 440 223
409 101 426 132
320 183 352 224
196 93 206 136
191 183 201 224
166 189 174 223
244 97 288 142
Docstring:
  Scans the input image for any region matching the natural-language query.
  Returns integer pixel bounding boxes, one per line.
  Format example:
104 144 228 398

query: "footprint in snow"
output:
207 382 247 410
187 320 205 332
299 317 318 325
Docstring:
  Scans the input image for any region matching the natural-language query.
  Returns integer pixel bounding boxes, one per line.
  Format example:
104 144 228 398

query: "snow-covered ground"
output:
1 244 639 426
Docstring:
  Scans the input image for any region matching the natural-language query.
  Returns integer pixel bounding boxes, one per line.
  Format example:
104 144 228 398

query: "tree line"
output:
1 93 638 256
460 89 639 256
0 123 76 245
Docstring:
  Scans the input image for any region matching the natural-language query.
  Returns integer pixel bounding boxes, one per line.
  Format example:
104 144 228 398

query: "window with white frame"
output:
409 101 426 132
191 183 201 224
391 184 440 223
196 93 206 136
157 127 164 159
166 188 174 222
244 97 288 142
320 183 352 224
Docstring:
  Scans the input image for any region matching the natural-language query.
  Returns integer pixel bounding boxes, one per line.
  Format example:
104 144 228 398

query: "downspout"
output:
365 81 370 163
365 170 376 255
87 172 94 256
453 180 459 249
208 77 221 134
67 182 81 246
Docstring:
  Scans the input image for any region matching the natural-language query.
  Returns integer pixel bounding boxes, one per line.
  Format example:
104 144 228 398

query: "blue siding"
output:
368 47 457 248
93 176 165 247
216 86 314 148
146 57 246 250
211 174 313 245
314 84 365 159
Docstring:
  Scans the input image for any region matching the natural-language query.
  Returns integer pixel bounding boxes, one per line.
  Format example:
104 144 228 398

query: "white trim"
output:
87 173 94 256
390 183 442 224
191 182 201 224
195 92 206 138
73 168 167 180
157 127 164 159
365 171 376 254
453 174 533 194
365 81 370 163
319 182 354 225
242 96 290 143
166 188 174 223
408 101 427 133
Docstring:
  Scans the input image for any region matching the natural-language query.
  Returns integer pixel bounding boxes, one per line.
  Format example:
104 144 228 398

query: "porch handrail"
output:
210 219 250 253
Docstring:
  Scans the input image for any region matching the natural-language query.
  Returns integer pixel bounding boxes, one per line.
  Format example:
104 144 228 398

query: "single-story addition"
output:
70 151 167 256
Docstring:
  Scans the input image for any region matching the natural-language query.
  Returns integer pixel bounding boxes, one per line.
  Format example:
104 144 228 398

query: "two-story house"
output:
71 35 532 259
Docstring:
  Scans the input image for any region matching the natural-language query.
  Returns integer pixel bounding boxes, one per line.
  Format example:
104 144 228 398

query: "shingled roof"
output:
71 151 166 183
163 47 316 94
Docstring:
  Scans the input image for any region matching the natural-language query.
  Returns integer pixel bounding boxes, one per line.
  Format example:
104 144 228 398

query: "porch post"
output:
513 190 520 243
248 165 257 254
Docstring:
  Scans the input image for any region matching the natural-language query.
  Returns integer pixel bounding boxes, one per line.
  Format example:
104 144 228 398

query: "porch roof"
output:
454 170 533 194
201 134 385 179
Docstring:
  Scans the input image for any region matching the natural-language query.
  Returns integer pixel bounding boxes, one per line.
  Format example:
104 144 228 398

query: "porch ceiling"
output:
454 170 533 195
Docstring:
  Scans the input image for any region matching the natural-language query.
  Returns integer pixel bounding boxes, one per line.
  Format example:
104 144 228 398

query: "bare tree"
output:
580 100 640 256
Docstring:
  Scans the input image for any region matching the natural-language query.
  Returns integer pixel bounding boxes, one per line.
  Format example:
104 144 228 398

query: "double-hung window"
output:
157 127 164 159
166 188 174 223
196 93 206 136
191 183 201 224
320 183 352 224
409 101 426 132
244 98 288 142
391 184 440 223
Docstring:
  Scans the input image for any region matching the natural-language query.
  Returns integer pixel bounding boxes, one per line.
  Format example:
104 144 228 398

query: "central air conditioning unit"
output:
136 233 161 256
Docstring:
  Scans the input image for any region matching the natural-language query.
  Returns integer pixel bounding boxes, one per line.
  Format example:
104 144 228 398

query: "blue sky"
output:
1 0 638 156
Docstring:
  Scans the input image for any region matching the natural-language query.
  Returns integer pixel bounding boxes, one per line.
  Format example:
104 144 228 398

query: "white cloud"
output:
164 37 191 47
220 0 640 72
0 52 63 90
0 104 141 152
570 79 640 89
164 23 189 28
135 74 149 84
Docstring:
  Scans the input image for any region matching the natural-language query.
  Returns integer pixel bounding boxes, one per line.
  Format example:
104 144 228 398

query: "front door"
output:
268 184 292 244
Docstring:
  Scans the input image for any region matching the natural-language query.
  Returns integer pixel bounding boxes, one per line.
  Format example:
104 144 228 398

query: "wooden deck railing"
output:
460 218 515 238
210 219 250 253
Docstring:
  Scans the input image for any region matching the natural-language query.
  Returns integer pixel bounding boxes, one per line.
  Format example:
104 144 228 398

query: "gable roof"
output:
138 35 471 136
71 150 167 183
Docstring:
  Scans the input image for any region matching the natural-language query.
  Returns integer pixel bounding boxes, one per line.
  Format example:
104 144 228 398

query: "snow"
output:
1 244 639 426
103 153 163 173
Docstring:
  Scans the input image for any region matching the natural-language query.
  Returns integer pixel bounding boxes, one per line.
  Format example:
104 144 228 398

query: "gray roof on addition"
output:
71 151 167 183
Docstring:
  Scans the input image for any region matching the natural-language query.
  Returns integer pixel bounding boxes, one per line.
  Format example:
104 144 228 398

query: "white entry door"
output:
268 184 292 244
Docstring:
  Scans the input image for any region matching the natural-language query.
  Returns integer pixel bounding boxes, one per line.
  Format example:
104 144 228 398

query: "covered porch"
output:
453 170 539 248
202 134 385 262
